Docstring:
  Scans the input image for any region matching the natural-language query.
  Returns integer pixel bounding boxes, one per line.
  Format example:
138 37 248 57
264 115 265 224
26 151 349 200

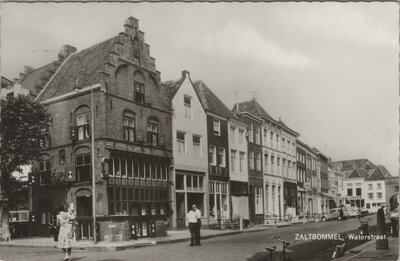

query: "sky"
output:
1 2 398 176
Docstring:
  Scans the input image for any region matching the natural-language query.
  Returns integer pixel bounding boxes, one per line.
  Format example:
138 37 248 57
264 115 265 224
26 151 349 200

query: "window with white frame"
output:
377 183 382 190
368 184 373 190
271 156 275 174
255 152 261 171
263 129 268 146
123 111 136 142
177 131 185 154
249 151 254 170
264 154 268 173
377 192 382 200
255 187 263 214
282 138 285 151
77 112 90 140
356 183 362 187
276 134 279 149
239 152 245 173
184 95 192 119
218 148 226 167
270 131 273 147
255 126 260 145
192 135 201 157
230 127 236 142
147 119 159 146
238 129 244 144
209 146 216 165
213 119 220 136
248 124 253 143
231 150 237 171
368 193 373 200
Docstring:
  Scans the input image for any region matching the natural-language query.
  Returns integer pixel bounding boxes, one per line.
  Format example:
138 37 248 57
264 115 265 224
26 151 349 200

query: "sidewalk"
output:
0 225 270 251
335 236 399 261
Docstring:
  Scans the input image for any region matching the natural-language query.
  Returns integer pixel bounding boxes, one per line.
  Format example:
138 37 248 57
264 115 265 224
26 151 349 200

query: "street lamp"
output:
74 78 98 244
90 85 97 244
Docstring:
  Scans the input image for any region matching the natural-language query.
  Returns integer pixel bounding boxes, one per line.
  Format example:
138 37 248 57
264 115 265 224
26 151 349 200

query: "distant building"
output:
334 159 392 213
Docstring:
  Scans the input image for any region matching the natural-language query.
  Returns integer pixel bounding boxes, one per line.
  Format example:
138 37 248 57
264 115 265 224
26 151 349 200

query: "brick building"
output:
30 17 173 241
235 100 265 224
193 81 232 224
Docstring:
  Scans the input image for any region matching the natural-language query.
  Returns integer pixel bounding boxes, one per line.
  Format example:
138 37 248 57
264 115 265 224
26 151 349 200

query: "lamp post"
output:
90 86 97 244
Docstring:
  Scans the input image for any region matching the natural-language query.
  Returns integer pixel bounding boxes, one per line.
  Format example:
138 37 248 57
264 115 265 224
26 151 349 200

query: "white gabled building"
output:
162 71 209 229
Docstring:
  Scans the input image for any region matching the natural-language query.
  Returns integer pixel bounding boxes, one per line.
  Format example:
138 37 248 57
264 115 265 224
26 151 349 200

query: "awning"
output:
297 187 306 192
322 192 336 199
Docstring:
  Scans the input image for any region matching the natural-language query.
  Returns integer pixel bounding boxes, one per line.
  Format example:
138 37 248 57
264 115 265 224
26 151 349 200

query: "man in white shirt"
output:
186 204 201 246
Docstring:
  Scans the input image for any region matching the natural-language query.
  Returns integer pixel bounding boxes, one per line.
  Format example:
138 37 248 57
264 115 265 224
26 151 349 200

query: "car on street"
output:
321 207 349 221
347 207 360 218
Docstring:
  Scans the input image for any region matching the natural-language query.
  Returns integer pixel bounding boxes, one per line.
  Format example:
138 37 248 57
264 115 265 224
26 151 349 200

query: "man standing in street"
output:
186 205 200 246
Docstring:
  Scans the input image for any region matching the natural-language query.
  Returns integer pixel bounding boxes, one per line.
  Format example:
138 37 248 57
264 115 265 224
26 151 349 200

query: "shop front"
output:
283 181 298 220
209 181 229 222
104 152 171 240
175 170 206 228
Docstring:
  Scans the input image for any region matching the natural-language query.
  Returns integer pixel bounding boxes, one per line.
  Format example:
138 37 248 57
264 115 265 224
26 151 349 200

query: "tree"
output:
0 95 50 240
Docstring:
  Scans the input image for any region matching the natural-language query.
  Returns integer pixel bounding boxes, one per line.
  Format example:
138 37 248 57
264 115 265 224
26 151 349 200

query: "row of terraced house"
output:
1 17 394 241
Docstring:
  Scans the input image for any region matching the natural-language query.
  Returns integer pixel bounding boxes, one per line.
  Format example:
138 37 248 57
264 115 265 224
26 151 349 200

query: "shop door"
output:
176 193 186 228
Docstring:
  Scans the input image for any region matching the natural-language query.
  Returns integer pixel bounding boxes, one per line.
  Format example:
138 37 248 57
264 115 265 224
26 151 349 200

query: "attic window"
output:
184 95 192 119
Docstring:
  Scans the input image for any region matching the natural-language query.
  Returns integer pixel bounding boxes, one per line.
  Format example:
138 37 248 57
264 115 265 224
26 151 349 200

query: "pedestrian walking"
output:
56 205 75 261
339 207 344 221
186 204 201 246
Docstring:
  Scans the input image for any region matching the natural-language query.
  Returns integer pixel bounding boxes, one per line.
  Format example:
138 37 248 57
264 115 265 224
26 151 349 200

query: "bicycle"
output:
265 234 295 261
247 234 295 261
331 234 348 259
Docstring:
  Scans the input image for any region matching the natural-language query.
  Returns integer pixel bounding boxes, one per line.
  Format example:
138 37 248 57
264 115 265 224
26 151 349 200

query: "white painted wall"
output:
228 120 248 182
172 74 208 172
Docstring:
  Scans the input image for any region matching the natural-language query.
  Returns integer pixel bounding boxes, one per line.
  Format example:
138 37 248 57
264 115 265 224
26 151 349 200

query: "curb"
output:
0 228 269 252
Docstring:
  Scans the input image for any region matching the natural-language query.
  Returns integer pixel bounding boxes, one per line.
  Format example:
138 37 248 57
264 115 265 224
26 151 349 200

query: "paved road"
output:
0 215 379 261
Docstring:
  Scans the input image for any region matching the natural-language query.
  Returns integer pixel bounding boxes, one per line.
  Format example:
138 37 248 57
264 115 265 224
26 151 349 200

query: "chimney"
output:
124 17 139 38
59 44 77 60
24 66 34 75
181 70 190 79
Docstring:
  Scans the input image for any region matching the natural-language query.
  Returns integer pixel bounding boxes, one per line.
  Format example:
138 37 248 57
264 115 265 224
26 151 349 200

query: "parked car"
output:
348 207 360 218
322 207 349 221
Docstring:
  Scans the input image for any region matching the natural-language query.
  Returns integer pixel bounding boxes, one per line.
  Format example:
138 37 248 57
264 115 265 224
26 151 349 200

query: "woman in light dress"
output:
57 205 76 261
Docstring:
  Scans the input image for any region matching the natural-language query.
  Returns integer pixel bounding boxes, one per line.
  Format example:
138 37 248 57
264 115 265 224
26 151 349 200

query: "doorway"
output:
76 195 92 239
176 193 186 228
